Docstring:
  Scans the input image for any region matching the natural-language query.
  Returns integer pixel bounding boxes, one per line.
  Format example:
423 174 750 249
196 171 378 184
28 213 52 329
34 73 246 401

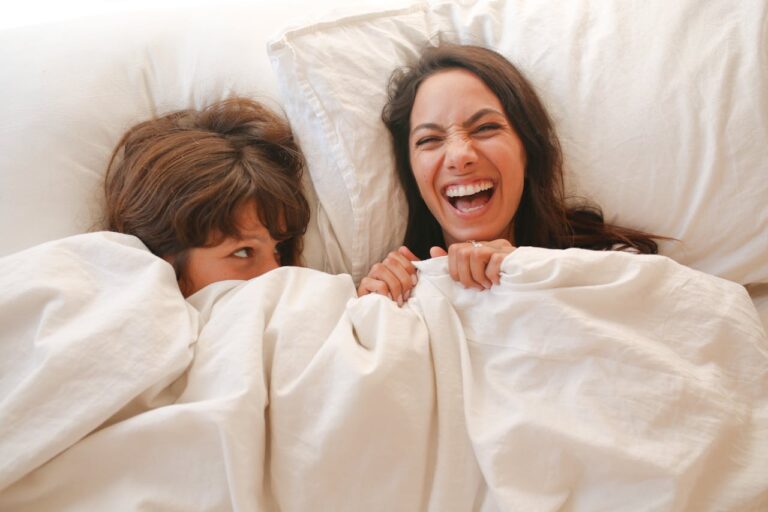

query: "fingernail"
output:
411 274 417 286
397 296 403 307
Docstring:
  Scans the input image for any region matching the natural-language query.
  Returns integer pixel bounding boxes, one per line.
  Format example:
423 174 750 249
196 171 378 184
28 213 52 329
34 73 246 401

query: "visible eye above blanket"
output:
232 248 253 258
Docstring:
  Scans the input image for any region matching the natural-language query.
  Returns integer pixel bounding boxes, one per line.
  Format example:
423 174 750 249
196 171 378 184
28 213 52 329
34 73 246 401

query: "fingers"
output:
482 239 514 286
357 264 402 300
429 246 448 258
357 247 419 306
384 249 418 299
447 243 485 290
445 239 515 290
485 251 507 286
357 276 392 299
374 262 406 305
359 238 515 301
469 249 493 289
398 245 420 262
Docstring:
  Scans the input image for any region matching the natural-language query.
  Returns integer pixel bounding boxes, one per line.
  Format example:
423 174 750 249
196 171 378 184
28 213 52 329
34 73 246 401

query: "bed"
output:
1 1 767 510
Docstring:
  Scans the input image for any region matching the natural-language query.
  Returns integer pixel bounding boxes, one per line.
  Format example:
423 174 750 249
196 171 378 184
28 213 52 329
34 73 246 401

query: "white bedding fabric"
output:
0 233 766 511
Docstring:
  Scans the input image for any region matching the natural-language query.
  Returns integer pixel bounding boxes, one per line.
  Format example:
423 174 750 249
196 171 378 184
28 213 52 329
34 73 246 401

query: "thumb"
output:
398 245 421 262
429 246 448 258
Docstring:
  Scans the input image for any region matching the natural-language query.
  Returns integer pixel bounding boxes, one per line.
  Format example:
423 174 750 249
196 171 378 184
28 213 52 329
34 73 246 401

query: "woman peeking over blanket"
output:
105 97 309 297
358 44 662 305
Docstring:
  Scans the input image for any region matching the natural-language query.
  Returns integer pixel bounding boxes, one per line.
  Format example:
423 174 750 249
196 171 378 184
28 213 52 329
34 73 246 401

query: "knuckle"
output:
371 281 387 294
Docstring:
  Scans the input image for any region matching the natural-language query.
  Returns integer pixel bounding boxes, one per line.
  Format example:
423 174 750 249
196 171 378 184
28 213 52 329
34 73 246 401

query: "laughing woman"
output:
358 43 662 304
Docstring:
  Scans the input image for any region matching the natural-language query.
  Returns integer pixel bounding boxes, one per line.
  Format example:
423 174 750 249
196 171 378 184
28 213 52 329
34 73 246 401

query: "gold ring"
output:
469 240 482 248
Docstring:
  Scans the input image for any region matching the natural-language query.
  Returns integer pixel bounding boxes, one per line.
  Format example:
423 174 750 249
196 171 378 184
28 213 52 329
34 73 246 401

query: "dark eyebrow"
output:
463 108 506 127
410 122 443 135
410 108 506 136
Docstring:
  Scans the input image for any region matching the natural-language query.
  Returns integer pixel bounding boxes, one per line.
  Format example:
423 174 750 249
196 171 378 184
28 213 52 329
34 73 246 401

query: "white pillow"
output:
0 0 397 269
748 284 768 335
268 0 768 285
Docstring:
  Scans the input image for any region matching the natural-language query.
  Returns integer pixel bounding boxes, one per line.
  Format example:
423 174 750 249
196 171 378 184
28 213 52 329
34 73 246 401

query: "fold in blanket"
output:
0 233 766 511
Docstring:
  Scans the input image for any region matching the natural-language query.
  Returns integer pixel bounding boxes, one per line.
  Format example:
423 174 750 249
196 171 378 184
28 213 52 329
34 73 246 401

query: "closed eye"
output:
474 123 502 134
414 135 443 147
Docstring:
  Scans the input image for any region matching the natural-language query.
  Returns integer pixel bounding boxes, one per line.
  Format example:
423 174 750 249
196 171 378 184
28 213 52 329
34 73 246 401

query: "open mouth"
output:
444 180 495 213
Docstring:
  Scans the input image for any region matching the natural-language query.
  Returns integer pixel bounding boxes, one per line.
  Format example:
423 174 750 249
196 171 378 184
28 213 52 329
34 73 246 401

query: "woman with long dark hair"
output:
358 44 661 305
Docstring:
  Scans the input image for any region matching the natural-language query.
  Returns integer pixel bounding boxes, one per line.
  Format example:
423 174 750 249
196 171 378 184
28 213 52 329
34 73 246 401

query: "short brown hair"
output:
383 43 661 257
105 97 310 279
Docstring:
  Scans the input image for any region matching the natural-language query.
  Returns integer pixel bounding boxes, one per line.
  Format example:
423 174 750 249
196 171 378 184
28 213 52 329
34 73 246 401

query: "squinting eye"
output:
476 123 501 133
415 136 441 147
232 248 251 258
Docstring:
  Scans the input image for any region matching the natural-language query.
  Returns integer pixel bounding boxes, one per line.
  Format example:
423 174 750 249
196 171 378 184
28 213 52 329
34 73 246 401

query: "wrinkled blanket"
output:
1 232 766 511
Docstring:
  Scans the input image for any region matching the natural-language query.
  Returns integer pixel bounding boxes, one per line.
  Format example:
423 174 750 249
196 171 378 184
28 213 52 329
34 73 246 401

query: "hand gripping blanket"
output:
0 233 766 511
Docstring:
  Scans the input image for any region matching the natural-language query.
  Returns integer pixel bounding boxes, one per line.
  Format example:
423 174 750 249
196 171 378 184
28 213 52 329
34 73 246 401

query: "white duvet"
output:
0 233 766 511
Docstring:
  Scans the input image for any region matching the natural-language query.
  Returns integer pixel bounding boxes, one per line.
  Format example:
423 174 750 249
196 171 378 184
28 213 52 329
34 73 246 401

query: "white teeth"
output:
457 203 485 213
445 180 493 198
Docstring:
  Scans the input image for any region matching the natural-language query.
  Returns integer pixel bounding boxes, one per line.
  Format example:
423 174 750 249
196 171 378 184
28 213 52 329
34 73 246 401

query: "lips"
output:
444 179 495 213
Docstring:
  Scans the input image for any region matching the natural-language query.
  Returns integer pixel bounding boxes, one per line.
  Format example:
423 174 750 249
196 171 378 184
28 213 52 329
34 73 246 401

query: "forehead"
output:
206 200 269 246
411 68 504 124
232 201 269 237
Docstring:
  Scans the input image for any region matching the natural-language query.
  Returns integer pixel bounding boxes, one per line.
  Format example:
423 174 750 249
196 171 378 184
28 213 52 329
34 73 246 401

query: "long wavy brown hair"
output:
382 43 662 258
105 97 309 280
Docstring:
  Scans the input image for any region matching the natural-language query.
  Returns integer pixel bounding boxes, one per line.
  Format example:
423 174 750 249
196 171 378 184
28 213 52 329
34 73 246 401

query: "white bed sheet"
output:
0 233 766 511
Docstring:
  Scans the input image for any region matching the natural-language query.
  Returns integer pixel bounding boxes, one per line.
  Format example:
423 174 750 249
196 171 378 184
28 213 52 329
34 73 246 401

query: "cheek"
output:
410 155 438 198
492 142 525 187
179 251 219 296
249 246 280 276
262 249 281 272
196 262 228 286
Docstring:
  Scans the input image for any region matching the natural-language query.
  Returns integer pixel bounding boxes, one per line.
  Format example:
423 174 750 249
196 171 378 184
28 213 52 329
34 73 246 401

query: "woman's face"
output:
408 68 526 246
177 202 280 297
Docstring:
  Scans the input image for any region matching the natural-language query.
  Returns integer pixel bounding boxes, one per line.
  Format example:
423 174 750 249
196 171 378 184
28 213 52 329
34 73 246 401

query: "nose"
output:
247 250 280 280
444 133 477 173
